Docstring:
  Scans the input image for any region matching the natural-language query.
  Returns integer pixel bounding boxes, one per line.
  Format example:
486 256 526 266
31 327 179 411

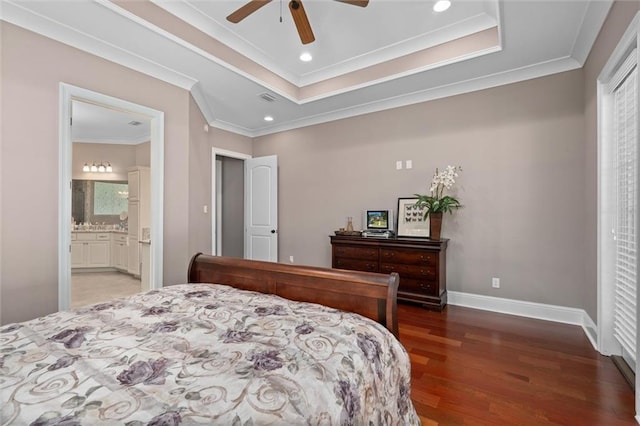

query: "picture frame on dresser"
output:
397 197 429 238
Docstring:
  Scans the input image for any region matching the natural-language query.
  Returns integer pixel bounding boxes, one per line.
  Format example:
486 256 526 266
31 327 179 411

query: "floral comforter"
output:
1 284 419 425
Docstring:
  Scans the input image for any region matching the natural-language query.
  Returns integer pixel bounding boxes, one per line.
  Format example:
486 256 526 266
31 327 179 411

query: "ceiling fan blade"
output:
227 0 272 23
334 0 369 7
289 0 315 45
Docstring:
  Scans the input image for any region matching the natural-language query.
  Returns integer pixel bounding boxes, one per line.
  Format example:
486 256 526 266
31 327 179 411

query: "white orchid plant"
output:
415 165 463 219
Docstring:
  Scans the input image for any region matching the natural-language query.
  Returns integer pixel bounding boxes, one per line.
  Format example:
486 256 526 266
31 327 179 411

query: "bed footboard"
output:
188 253 399 337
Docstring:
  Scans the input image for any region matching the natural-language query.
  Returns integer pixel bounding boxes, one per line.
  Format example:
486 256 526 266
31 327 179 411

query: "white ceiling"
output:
1 0 612 139
72 101 151 144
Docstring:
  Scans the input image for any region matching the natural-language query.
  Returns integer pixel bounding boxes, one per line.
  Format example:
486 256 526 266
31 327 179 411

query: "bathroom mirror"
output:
72 179 128 225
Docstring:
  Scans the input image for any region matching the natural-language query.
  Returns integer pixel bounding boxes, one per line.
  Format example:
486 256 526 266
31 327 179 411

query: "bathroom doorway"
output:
58 84 164 312
70 100 151 306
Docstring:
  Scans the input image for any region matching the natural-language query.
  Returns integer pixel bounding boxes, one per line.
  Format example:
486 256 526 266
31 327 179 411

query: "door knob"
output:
271 229 277 234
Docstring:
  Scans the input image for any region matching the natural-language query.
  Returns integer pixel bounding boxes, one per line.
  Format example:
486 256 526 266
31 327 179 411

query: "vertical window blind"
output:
613 53 638 364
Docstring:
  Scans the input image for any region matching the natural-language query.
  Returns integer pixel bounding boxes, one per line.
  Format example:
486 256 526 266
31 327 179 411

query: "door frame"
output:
596 12 640 421
58 83 164 311
211 147 251 256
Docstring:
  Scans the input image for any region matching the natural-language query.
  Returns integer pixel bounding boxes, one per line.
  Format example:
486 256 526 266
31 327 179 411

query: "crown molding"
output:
1 0 607 139
189 82 216 128
299 40 501 104
150 0 300 85
251 55 582 137
153 0 499 89
1 0 197 91
98 0 300 104
570 0 614 66
209 120 255 138
299 13 498 87
72 136 150 145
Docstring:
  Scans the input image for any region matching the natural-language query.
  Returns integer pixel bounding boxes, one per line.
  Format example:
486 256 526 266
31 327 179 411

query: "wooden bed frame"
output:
188 253 400 337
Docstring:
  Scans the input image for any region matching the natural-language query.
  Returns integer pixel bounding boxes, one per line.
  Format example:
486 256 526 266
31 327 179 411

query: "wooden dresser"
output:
330 235 448 310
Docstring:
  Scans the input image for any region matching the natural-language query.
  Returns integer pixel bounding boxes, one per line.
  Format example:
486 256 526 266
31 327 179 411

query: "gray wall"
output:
2 1 636 325
252 0 640 322
254 69 587 311
0 22 250 324
220 156 244 258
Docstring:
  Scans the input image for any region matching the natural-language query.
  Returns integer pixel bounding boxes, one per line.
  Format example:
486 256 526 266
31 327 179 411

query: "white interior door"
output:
244 155 278 261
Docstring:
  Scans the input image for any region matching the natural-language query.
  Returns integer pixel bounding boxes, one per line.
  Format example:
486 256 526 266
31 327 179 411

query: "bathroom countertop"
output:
72 229 128 234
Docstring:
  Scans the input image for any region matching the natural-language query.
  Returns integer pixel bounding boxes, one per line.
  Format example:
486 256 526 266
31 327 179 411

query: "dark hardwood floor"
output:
398 303 636 425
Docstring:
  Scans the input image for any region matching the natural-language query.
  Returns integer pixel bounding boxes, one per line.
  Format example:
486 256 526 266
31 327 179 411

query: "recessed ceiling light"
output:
433 0 451 12
299 52 313 62
264 115 274 122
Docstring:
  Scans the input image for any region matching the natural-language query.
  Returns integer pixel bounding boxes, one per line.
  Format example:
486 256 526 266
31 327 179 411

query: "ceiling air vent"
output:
258 92 277 102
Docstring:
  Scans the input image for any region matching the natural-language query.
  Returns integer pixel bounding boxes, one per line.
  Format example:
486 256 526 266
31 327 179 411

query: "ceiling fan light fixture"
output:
227 0 366 45
299 52 313 62
433 0 451 12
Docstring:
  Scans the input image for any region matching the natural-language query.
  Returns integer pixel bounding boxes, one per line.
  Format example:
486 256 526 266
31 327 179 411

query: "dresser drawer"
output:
380 262 436 279
333 245 378 261
334 257 378 273
330 235 448 311
380 249 436 265
400 278 439 296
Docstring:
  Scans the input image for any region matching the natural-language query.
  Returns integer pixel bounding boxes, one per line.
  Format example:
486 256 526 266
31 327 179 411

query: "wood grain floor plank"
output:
399 303 636 425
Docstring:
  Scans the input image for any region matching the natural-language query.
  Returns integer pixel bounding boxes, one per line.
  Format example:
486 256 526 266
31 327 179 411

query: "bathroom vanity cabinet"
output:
71 232 110 268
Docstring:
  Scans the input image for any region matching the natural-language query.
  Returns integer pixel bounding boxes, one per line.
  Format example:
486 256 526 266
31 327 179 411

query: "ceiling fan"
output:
226 0 369 45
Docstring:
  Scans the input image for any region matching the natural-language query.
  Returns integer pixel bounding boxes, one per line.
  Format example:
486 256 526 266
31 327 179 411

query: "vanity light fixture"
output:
433 0 451 12
83 161 113 173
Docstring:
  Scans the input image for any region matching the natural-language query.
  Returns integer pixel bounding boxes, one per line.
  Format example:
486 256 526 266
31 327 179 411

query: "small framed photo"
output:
397 197 429 238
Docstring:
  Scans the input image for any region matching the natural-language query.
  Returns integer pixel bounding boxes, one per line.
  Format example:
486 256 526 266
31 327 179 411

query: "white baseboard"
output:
447 291 598 350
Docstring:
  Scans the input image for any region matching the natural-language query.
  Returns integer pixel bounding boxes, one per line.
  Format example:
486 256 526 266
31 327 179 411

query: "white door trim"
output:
596 11 640 422
211 147 252 256
597 12 640 353
58 83 164 311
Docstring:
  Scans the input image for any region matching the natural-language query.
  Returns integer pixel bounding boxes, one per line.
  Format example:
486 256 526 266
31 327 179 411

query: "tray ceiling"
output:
1 0 612 138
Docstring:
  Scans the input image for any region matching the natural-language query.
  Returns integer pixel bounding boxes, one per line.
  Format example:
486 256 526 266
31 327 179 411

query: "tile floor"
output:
71 271 141 308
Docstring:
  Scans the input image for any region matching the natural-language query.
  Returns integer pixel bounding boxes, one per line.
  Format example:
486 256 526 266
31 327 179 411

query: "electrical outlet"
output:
396 160 403 170
492 277 500 289
289 255 294 263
